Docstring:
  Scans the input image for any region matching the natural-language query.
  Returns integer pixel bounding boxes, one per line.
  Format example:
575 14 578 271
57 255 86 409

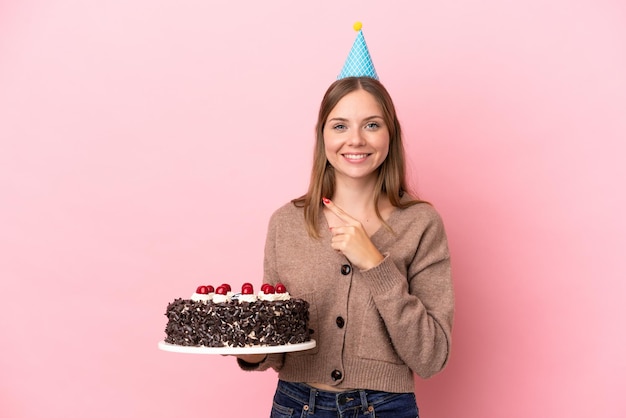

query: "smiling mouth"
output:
343 153 370 160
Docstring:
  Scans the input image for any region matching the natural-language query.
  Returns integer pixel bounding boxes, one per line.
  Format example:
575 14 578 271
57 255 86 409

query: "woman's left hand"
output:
322 197 385 270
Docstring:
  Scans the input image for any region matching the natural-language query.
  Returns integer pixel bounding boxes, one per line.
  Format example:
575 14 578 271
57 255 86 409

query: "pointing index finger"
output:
322 197 358 225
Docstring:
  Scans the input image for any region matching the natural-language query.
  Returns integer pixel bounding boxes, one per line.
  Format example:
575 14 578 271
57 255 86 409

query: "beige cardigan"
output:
239 199 454 393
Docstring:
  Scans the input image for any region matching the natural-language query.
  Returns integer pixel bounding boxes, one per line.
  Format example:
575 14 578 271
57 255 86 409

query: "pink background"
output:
1 1 625 417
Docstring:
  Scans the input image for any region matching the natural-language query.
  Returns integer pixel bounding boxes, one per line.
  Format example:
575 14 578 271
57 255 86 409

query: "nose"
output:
347 129 366 146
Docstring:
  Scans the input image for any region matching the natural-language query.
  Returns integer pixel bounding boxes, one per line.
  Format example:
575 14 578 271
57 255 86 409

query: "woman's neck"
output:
326 179 393 236
332 177 378 213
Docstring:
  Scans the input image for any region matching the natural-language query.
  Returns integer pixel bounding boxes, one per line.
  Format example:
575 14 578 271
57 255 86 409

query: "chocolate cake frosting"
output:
164 294 311 348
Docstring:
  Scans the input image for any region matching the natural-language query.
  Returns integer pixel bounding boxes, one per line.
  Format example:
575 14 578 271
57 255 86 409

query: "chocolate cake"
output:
163 283 311 348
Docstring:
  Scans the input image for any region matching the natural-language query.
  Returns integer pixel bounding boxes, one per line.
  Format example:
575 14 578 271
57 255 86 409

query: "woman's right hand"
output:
236 354 267 364
323 197 385 270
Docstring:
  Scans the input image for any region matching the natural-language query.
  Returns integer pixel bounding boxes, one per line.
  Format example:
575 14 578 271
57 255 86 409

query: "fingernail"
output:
322 197 330 204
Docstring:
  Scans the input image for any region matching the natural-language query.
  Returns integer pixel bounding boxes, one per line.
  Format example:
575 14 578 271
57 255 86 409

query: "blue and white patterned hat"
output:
338 22 379 80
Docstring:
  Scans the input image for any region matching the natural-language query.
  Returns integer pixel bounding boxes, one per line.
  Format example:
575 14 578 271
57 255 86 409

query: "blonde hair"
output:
293 77 423 238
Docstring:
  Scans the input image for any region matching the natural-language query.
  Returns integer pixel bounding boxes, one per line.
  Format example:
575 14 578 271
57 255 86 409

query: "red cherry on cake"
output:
206 285 215 293
241 286 254 295
264 285 275 294
215 285 228 295
220 283 232 292
261 283 271 293
196 285 209 294
275 283 287 294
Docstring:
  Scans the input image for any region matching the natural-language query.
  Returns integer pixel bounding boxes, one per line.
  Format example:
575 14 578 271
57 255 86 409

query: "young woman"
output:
237 76 454 418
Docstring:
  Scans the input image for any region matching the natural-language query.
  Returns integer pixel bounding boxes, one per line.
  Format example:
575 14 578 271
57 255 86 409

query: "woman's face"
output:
323 89 390 184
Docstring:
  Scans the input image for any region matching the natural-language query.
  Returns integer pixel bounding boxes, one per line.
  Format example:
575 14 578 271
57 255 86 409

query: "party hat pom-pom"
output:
353 21 363 31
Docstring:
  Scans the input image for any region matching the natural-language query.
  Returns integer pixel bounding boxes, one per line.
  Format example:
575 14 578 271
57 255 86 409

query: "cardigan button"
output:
340 264 351 275
336 316 345 328
331 369 343 381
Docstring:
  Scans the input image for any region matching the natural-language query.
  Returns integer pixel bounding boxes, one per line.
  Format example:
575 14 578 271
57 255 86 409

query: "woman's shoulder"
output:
271 199 303 217
268 199 305 227
394 198 445 228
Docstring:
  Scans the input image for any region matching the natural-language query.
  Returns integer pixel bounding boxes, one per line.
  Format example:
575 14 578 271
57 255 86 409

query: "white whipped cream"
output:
190 292 214 302
212 293 231 303
258 292 291 302
238 294 258 303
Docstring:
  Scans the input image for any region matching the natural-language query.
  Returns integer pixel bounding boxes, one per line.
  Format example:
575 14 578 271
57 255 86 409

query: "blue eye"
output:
365 122 380 129
333 124 347 131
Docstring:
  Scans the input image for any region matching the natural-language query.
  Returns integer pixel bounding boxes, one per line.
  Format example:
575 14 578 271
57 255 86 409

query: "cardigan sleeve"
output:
361 205 454 378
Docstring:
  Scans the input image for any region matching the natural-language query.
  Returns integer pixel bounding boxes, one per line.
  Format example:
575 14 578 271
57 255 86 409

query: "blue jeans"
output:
270 380 419 418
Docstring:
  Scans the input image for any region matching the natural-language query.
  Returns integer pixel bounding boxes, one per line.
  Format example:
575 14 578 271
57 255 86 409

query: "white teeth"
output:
344 154 368 160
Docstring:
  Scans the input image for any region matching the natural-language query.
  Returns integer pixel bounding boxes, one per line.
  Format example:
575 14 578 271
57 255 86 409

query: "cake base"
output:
157 340 316 355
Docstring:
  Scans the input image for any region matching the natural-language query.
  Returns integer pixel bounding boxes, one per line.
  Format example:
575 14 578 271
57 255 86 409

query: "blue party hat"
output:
338 22 379 80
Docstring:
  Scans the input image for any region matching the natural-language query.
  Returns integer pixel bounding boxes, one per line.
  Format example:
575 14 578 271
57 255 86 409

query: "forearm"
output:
363 255 454 378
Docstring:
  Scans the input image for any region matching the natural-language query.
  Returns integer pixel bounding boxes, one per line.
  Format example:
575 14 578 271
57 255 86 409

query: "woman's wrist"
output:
359 251 385 271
